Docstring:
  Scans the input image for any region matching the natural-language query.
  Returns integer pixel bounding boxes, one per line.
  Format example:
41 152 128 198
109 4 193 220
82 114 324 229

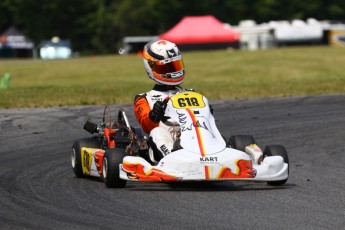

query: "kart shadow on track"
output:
124 181 296 192
74 176 295 192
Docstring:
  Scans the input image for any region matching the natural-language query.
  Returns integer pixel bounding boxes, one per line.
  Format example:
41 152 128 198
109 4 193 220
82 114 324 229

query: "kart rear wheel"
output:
228 135 256 152
72 138 100 178
264 145 289 186
103 148 127 188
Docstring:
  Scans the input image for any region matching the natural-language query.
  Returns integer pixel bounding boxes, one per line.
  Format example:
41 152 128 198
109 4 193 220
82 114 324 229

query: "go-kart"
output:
72 91 289 188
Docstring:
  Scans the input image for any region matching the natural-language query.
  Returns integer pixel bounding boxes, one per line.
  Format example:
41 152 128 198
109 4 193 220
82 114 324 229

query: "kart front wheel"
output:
264 145 289 186
228 135 256 152
103 148 127 188
72 138 100 178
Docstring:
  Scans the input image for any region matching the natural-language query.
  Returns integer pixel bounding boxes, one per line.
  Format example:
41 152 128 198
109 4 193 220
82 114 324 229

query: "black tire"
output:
103 148 127 188
71 137 100 178
228 135 256 152
264 145 289 186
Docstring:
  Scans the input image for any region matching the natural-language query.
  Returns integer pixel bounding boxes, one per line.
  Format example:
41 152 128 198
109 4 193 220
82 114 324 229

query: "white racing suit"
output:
134 84 184 163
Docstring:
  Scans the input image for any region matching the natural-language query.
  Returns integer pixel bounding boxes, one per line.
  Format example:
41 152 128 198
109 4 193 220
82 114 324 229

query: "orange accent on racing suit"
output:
134 84 181 133
134 95 158 133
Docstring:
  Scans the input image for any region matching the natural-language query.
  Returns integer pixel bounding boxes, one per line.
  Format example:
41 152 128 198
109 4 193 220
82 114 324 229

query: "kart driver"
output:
134 40 186 164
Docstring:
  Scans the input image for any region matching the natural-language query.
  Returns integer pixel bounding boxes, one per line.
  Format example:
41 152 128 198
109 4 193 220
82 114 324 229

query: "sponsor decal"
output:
200 156 219 164
177 107 216 140
177 111 192 132
160 144 170 155
167 50 176 57
151 95 162 102
177 110 214 137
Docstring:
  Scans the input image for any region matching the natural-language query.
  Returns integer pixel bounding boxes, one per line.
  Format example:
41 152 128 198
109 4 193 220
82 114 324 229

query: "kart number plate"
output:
171 92 205 109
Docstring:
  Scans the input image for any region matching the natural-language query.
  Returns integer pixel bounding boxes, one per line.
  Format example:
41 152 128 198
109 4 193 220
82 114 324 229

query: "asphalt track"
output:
1 94 345 229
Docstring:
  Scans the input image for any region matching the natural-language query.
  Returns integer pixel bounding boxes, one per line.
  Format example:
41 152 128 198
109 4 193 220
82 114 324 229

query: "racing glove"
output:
149 100 167 123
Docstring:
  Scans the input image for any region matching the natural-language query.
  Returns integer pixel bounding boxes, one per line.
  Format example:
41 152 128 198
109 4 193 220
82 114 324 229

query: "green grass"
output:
0 46 345 108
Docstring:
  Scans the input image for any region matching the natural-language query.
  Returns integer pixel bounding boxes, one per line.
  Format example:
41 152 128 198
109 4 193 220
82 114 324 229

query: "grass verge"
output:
0 46 344 108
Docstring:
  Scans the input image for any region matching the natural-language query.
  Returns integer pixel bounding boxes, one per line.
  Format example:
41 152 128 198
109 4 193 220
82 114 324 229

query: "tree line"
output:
1 0 344 54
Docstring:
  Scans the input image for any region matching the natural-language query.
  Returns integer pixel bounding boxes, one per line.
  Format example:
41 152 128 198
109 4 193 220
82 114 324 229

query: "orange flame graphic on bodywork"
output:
122 162 181 182
217 159 256 179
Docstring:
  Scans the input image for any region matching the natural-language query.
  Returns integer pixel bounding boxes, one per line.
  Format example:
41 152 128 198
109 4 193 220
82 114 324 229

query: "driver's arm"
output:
134 94 159 133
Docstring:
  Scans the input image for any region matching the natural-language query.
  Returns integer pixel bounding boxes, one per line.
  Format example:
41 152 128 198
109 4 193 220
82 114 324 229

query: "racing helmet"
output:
143 40 185 85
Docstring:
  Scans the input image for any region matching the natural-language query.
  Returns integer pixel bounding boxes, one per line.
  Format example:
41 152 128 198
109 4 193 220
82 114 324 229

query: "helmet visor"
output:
150 57 184 75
